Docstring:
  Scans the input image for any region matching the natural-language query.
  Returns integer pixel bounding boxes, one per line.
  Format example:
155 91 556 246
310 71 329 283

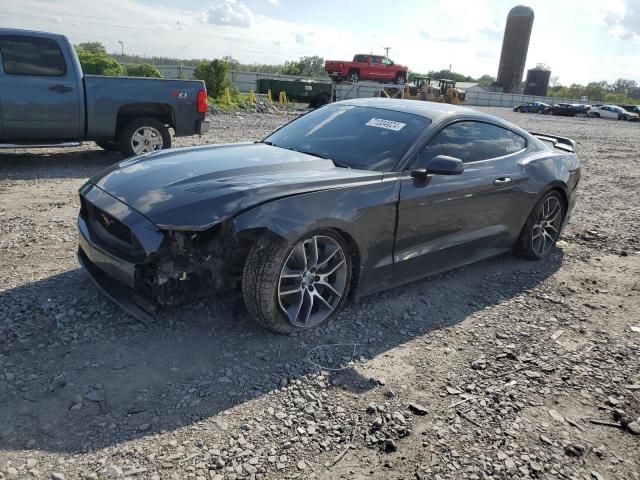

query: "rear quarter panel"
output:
84 76 205 138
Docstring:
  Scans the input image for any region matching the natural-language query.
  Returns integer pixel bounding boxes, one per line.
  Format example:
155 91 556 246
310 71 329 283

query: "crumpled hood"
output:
90 143 382 230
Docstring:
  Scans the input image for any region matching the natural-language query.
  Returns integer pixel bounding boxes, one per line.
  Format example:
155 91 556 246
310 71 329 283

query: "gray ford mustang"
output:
78 98 580 333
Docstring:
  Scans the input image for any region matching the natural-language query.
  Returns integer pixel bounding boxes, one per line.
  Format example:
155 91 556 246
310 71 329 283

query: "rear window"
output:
0 35 66 76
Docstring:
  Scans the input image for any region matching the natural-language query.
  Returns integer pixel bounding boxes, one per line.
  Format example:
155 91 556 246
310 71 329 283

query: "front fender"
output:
231 180 400 294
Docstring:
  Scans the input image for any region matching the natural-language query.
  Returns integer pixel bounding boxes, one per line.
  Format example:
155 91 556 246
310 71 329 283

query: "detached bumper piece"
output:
78 248 157 323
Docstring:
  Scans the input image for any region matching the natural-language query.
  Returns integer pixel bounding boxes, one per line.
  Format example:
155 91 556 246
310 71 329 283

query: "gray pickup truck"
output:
0 28 209 156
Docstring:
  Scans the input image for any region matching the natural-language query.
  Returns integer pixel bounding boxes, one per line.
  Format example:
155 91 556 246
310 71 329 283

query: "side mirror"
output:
414 155 464 176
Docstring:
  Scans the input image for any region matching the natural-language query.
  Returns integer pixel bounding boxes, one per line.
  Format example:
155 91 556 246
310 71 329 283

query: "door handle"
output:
49 84 73 93
493 177 512 186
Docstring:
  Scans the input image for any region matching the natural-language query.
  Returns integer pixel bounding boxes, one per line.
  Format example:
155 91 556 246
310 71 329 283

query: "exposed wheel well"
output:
116 103 175 135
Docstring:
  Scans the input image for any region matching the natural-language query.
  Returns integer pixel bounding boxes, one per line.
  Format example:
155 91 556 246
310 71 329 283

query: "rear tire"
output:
516 190 565 260
118 117 171 157
348 70 360 83
242 230 352 334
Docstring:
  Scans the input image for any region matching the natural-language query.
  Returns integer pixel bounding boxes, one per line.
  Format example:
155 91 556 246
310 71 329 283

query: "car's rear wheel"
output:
516 191 565 260
242 230 351 334
119 117 171 157
348 70 360 83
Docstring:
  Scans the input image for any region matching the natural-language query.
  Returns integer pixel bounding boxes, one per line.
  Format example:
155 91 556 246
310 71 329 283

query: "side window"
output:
371 57 381 64
0 36 66 76
354 55 366 63
417 121 526 166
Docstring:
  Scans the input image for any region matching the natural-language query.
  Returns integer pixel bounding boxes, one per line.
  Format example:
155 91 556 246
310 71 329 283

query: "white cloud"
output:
419 31 468 43
604 0 639 40
203 0 253 28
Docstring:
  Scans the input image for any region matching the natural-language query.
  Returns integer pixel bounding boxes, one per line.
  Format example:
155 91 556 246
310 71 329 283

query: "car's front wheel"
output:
516 191 565 260
242 231 352 333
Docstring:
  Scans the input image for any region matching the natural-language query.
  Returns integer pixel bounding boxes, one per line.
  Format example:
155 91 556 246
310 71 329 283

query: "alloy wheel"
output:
278 235 348 328
531 196 562 257
131 126 163 154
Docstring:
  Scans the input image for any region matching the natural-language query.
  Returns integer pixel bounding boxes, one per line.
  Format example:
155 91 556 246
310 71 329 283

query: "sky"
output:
1 0 639 84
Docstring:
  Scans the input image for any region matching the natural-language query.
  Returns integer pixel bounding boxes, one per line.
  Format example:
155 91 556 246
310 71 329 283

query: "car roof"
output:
337 98 477 122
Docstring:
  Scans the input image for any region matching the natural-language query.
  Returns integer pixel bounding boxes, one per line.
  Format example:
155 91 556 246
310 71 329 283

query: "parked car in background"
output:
0 28 209 156
621 105 640 115
589 105 640 121
570 104 591 116
543 103 576 116
77 98 580 333
513 102 550 113
324 54 408 84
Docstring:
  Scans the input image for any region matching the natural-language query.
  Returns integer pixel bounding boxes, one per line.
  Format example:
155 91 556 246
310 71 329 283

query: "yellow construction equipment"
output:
404 77 465 104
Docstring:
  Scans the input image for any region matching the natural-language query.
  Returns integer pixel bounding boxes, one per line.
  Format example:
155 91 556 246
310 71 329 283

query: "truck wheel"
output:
95 140 119 151
348 70 360 83
119 117 171 157
242 230 352 334
395 74 406 85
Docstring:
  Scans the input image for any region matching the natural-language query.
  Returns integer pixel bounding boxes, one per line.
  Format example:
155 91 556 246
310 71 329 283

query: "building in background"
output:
496 5 535 94
524 64 551 96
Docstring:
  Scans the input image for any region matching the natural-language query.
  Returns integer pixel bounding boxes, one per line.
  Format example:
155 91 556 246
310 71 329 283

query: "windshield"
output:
263 105 430 171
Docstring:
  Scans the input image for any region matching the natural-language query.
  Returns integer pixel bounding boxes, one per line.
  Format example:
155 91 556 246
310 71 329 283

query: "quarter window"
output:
0 36 66 76
417 121 526 165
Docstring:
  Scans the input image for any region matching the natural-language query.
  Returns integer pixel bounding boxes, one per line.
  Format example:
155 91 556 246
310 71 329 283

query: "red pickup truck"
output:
325 54 408 84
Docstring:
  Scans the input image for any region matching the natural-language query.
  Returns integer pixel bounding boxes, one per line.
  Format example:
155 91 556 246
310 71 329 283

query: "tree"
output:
611 78 637 96
126 63 163 78
476 74 496 86
75 46 124 76
76 42 107 55
281 56 325 77
194 59 230 98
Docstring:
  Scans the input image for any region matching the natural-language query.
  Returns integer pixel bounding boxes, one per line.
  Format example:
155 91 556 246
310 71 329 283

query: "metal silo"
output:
524 65 551 96
496 5 534 94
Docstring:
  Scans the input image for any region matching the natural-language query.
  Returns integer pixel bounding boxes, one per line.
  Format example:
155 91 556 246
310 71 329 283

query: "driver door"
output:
393 120 527 280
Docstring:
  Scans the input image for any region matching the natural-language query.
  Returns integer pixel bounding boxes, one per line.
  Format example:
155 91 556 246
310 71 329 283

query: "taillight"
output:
197 89 207 113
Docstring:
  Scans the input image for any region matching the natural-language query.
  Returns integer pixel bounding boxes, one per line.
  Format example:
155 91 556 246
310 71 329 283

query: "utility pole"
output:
118 40 124 56
383 46 391 60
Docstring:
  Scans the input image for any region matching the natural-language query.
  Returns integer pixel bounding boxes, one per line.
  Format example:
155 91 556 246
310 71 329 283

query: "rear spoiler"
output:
530 132 576 153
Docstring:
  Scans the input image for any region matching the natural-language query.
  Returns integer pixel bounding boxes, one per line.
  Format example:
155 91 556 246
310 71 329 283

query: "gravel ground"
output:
1 107 639 480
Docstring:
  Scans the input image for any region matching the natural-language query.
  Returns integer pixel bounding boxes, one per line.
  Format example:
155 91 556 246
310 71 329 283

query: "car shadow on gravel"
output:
0 249 564 453
0 149 122 181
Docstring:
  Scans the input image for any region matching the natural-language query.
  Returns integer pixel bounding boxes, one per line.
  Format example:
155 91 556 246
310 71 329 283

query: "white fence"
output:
465 90 585 108
332 82 404 101
155 65 196 79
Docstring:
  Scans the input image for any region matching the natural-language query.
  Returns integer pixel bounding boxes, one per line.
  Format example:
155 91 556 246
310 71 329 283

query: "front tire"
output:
119 117 171 157
242 231 352 334
395 74 406 85
516 191 565 260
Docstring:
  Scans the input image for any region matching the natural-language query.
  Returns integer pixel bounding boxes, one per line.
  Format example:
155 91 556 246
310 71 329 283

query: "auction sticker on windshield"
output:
365 118 406 131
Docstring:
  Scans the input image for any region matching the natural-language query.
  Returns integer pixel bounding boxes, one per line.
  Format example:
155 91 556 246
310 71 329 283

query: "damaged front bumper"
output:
77 184 237 322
